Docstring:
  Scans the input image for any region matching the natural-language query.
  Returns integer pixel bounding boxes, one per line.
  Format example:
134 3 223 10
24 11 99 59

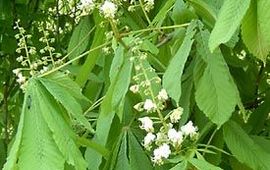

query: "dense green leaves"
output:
86 47 133 169
241 0 270 63
2 1 270 170
163 21 196 103
224 121 270 170
4 77 88 170
209 0 251 52
195 28 238 127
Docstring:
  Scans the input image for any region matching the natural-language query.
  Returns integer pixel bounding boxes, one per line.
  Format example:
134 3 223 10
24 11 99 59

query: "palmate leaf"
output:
17 82 65 170
35 81 87 170
241 0 270 63
4 77 88 170
163 21 196 103
209 0 250 52
195 28 238 127
223 121 270 170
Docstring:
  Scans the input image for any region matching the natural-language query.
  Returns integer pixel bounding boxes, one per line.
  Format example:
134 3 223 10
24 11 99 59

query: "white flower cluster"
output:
13 20 64 90
78 0 95 16
127 0 155 12
138 110 199 165
127 41 198 165
144 0 155 12
100 1 118 19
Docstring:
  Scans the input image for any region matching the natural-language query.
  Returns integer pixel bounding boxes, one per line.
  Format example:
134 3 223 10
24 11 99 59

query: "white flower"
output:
100 1 117 18
152 143 171 165
143 133 156 148
168 128 183 147
170 107 183 123
16 73 26 84
157 89 168 101
81 0 93 5
129 85 139 93
12 69 20 76
138 117 154 132
16 56 24 62
181 121 198 137
144 0 155 12
143 99 156 112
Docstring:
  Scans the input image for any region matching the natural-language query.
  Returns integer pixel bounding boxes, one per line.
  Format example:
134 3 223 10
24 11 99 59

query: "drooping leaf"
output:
241 0 270 63
163 21 196 103
195 28 238 127
209 0 251 52
223 121 270 170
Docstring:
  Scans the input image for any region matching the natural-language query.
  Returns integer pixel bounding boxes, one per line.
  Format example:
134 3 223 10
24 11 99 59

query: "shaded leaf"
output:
223 121 270 170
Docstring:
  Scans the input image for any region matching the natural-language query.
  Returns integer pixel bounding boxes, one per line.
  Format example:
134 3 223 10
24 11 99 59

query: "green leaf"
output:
195 29 238 127
163 21 196 103
86 50 133 169
39 77 95 133
110 45 125 81
209 0 251 52
187 0 217 27
67 17 93 61
35 80 87 170
44 72 89 101
223 121 270 170
172 0 197 25
152 0 175 26
114 132 131 170
241 0 270 63
189 158 222 170
3 94 28 170
76 11 106 87
18 82 65 170
170 161 187 170
128 131 152 170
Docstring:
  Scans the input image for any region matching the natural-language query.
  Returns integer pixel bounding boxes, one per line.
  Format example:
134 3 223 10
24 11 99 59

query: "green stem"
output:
139 61 167 129
138 0 152 26
121 23 190 36
109 20 129 49
39 42 110 77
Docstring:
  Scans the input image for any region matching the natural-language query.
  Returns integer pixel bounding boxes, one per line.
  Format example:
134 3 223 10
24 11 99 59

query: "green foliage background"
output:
1 0 270 169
